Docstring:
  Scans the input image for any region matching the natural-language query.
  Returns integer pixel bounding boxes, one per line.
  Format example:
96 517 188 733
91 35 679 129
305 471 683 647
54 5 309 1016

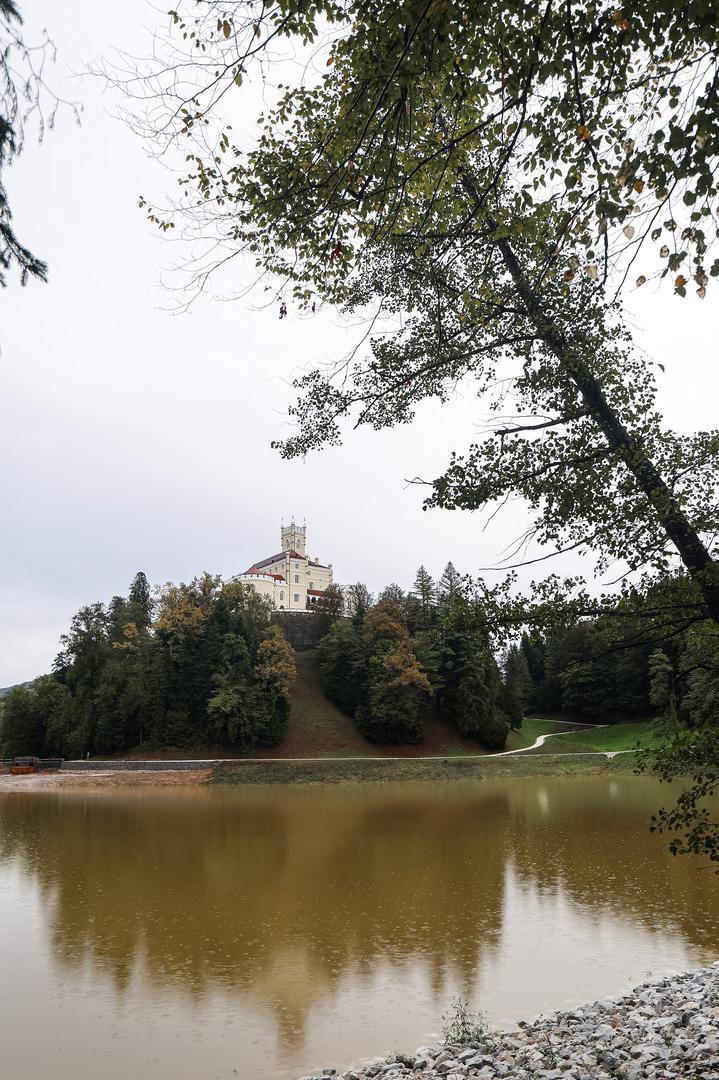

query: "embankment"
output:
298 964 719 1080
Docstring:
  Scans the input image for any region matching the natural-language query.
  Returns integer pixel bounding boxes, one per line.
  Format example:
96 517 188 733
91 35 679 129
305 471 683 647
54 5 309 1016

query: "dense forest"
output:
3 564 715 760
0 572 296 757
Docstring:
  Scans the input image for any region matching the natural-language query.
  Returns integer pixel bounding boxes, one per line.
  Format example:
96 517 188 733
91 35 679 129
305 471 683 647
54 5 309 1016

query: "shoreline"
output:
299 965 719 1080
0 753 643 791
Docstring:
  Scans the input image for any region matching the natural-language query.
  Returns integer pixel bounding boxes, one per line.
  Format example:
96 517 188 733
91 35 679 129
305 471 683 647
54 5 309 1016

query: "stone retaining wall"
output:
62 759 221 772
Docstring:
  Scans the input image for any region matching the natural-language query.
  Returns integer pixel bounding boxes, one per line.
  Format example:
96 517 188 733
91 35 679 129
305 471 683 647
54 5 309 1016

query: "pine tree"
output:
437 562 463 612
455 647 509 750
317 619 367 715
502 645 532 730
128 571 153 630
411 566 436 630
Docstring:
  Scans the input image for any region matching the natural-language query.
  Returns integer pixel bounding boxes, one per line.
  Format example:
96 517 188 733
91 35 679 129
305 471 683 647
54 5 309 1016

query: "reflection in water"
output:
0 777 717 1080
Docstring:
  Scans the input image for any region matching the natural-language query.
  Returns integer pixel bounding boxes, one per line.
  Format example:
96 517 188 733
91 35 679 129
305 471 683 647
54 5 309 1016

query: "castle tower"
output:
281 520 306 557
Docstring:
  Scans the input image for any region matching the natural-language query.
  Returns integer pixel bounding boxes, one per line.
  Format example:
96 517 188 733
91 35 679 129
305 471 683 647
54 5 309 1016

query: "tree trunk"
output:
493 232 719 627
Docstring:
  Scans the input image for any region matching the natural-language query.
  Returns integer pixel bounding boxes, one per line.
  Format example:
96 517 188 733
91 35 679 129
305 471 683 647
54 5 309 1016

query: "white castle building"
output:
232 522 334 612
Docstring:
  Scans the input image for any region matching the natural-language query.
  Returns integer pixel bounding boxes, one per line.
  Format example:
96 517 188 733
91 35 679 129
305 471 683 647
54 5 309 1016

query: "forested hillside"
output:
0 573 295 758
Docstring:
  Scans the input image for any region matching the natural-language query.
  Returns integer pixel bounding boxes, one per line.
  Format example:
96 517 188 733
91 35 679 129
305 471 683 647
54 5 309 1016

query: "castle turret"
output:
281 520 306 557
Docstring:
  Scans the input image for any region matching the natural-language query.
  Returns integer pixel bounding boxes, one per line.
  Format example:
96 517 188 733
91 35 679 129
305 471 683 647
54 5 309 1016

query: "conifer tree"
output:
502 645 532 730
437 562 462 611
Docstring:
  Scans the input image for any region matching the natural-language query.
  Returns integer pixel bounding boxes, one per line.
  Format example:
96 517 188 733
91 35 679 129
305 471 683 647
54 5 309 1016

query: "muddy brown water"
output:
0 776 717 1080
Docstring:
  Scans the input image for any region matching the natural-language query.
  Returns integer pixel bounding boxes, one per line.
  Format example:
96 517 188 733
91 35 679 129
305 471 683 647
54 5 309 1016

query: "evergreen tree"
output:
455 647 509 750
502 645 532 730
649 649 678 724
409 566 436 631
317 619 367 716
520 632 546 690
127 571 153 630
437 562 463 614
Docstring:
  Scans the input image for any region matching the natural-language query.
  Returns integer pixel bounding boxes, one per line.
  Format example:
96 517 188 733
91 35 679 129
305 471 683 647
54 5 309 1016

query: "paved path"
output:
55 716 637 771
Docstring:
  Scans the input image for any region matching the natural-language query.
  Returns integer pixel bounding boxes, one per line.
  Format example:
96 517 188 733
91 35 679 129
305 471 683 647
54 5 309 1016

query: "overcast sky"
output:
1 2 717 684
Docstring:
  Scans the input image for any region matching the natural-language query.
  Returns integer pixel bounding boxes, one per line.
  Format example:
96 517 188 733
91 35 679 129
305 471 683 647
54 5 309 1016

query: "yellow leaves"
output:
636 275 646 287
577 124 591 141
585 264 598 280
697 286 707 299
612 9 631 30
695 270 708 287
632 179 645 194
674 274 687 288
221 19 231 38
255 628 296 699
660 244 670 258
623 225 635 239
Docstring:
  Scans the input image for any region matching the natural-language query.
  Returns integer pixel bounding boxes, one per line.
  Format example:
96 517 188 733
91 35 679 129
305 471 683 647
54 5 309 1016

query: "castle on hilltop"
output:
232 521 334 612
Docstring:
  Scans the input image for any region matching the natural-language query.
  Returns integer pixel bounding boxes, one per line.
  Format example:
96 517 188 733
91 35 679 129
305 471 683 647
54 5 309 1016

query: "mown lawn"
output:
523 719 665 755
504 716 591 751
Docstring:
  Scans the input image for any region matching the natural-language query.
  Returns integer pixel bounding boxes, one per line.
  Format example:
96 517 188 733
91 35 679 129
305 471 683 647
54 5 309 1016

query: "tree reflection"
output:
0 777 716 1042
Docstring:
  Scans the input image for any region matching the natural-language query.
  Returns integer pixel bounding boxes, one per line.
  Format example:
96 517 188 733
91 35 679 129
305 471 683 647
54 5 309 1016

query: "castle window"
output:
294 574 299 583
280 591 284 601
309 581 314 589
294 594 299 603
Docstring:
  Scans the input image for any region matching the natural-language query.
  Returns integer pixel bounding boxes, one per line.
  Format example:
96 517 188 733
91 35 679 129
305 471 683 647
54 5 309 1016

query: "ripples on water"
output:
0 776 716 1080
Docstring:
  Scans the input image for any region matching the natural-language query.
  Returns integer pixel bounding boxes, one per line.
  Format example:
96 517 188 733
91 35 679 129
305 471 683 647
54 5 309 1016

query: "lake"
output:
0 776 717 1079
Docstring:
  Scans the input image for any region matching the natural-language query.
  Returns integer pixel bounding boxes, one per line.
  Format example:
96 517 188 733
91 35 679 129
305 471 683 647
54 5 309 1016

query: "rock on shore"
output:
300 965 719 1080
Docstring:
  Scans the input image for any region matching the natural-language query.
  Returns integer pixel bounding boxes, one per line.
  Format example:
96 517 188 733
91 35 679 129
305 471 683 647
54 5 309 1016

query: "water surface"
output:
0 776 717 1079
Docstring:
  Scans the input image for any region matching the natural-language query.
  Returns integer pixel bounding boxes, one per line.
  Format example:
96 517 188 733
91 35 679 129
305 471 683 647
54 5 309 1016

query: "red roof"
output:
244 567 286 581
307 589 327 596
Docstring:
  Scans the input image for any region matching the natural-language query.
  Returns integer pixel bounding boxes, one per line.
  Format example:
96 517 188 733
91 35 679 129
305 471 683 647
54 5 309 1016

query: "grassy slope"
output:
247 650 492 760
504 717 590 751
523 719 665 755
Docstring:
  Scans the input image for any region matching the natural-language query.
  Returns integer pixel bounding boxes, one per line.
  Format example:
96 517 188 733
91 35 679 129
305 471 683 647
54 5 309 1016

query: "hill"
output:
249 649 493 758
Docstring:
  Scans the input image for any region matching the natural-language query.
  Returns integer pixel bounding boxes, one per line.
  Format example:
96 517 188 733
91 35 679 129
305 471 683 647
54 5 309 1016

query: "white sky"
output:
1 2 717 684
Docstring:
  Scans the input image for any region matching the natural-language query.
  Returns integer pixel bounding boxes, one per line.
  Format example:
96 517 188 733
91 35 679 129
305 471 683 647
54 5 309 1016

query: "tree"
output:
127 571 153 630
127 0 719 625
344 582 374 622
312 582 345 627
356 638 431 744
378 583 405 607
252 626 297 745
502 645 532 730
317 619 367 716
0 683 42 755
1 3 76 285
126 2 719 855
437 562 463 614
455 647 509 750
412 566 436 607
648 649 678 724
0 676 70 757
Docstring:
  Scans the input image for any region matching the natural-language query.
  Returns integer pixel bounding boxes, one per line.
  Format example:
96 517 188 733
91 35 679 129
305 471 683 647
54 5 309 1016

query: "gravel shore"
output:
300 965 719 1080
